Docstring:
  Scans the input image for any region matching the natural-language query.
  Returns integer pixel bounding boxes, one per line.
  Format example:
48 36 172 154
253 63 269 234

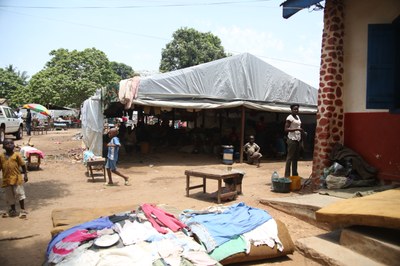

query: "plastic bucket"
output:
272 177 291 193
289 176 302 191
222 145 234 165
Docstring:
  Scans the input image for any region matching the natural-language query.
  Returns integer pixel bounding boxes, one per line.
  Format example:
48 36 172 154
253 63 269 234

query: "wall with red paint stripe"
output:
344 112 400 181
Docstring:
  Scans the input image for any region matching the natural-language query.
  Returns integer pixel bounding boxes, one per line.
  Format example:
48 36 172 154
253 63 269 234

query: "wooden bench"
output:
32 125 47 135
86 158 106 182
54 122 68 130
185 167 244 204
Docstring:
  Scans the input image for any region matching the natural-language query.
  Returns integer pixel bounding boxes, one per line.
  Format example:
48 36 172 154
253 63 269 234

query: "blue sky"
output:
0 0 324 88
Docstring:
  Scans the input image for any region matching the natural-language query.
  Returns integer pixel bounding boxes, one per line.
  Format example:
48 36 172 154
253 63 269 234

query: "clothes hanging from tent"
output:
119 76 140 109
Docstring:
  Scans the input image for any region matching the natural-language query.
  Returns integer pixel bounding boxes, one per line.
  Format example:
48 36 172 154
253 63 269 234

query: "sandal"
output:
19 210 28 219
124 180 131 186
3 209 18 218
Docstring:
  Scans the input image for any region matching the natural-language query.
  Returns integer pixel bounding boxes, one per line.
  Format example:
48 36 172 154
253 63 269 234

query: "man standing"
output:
14 107 22 119
26 109 32 136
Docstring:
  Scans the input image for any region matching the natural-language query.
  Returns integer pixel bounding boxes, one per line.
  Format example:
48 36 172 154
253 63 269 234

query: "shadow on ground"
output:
0 180 72 212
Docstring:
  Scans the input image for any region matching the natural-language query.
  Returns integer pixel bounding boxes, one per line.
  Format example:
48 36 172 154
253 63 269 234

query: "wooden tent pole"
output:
240 106 245 163
219 110 222 134
172 108 175 127
202 110 205 128
193 111 197 128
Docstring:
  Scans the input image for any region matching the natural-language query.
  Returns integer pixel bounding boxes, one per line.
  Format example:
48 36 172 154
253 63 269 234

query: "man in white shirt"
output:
14 107 23 123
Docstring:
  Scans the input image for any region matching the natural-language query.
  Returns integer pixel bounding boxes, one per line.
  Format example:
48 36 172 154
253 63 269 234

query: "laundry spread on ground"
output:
45 202 294 265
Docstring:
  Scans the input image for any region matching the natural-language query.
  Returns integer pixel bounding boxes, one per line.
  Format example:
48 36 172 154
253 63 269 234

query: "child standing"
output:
105 128 130 186
0 139 28 218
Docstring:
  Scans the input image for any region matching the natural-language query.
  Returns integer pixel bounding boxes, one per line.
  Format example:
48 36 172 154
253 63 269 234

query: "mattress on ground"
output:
51 204 139 236
316 188 400 229
50 204 295 264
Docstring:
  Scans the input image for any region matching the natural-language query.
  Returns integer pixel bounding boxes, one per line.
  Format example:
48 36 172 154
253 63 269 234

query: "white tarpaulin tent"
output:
133 53 317 113
81 89 103 156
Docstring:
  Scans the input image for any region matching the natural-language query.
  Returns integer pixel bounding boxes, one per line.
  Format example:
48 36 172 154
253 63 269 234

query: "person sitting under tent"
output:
243 135 262 167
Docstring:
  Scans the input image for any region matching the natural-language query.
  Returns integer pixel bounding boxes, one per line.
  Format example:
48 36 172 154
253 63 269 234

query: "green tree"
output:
5 65 29 86
160 27 229 72
22 48 119 108
0 65 27 106
110 61 135 80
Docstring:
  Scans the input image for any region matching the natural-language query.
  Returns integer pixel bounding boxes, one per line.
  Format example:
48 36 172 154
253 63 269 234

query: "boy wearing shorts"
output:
1 139 28 218
105 128 130 186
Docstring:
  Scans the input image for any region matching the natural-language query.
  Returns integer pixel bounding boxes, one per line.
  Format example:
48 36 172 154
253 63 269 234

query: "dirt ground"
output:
0 128 326 266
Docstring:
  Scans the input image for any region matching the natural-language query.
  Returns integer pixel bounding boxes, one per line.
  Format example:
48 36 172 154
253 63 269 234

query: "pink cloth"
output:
119 76 140 109
20 146 45 159
141 204 187 234
25 150 45 159
49 229 98 263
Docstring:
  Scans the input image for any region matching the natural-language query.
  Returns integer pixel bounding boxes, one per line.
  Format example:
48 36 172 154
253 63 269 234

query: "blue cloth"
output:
107 136 120 162
82 150 95 165
184 202 272 252
46 216 113 257
105 158 117 170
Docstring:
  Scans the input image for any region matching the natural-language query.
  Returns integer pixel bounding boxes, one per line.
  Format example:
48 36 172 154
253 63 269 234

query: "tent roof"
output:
133 53 318 113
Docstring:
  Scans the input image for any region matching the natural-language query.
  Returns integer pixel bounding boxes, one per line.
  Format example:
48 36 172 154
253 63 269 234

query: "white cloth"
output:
81 92 103 156
97 244 154 266
286 114 302 141
57 249 99 266
58 244 155 266
20 146 38 158
115 220 159 245
152 238 183 266
243 218 284 253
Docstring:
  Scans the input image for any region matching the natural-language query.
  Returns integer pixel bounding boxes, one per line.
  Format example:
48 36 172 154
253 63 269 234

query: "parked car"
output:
0 106 24 143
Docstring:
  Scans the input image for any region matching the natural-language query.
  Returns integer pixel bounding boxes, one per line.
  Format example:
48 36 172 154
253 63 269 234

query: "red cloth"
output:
20 146 45 159
141 204 187 234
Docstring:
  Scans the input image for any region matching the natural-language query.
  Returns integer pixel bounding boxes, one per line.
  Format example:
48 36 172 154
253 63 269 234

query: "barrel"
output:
222 145 234 165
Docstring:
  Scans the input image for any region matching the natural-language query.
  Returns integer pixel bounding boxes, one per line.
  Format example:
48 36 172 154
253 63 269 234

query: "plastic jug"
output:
271 171 279 190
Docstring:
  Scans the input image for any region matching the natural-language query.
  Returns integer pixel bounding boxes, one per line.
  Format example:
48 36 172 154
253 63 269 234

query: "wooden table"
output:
185 168 244 204
54 123 68 131
86 158 106 182
27 153 41 170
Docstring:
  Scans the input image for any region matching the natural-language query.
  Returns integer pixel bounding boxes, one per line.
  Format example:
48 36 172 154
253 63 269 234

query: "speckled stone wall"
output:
312 0 345 182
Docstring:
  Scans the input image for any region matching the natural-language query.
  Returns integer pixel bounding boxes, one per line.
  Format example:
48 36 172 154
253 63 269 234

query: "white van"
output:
0 106 24 143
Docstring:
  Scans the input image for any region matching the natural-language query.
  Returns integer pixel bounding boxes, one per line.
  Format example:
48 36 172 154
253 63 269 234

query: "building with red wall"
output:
282 0 400 183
